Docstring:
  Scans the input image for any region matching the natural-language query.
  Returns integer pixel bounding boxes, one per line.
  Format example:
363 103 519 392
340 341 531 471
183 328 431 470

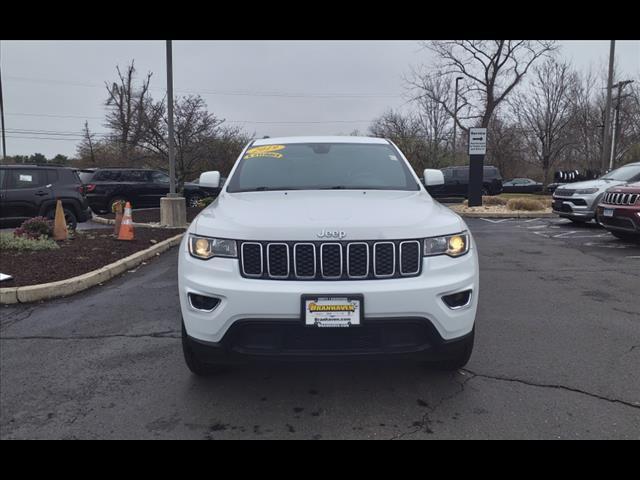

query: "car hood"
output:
558 178 625 192
606 181 640 194
191 190 465 241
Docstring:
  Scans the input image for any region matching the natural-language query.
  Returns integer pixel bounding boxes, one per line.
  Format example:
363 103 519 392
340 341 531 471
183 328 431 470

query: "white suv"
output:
178 136 479 374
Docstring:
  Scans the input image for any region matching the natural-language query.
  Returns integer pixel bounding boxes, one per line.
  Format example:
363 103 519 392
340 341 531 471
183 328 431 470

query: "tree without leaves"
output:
486 114 528 180
511 58 577 183
76 121 96 164
140 94 245 188
414 74 454 167
104 61 152 166
408 40 558 131
368 109 427 171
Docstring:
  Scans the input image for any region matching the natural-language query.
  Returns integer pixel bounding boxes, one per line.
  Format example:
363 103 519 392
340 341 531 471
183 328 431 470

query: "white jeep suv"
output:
178 136 479 374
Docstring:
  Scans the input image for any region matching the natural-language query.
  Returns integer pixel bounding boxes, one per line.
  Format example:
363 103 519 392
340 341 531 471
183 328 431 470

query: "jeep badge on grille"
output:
317 230 346 239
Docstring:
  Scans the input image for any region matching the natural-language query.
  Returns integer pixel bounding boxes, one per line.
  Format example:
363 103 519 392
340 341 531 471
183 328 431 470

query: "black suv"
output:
0 165 91 229
78 168 221 213
427 165 503 198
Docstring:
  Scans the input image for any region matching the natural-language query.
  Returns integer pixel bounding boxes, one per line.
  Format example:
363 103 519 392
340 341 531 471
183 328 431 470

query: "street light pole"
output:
601 40 616 172
0 43 7 162
159 40 186 227
610 79 634 169
166 40 176 196
452 76 463 161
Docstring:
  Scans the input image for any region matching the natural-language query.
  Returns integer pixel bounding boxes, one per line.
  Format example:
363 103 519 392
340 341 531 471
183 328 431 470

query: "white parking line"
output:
480 218 511 223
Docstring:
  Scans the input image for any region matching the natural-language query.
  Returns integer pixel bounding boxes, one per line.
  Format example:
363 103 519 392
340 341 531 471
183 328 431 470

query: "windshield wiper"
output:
238 186 303 192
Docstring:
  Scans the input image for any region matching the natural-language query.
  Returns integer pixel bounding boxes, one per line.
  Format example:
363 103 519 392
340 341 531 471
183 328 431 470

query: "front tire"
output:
186 193 203 208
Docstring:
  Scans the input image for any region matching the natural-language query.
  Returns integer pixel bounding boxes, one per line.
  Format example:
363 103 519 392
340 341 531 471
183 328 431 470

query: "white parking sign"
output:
468 128 487 155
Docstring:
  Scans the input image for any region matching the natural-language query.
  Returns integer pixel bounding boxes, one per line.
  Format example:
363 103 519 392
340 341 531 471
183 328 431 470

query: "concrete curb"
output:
0 233 184 305
456 211 555 218
446 206 554 219
91 214 189 229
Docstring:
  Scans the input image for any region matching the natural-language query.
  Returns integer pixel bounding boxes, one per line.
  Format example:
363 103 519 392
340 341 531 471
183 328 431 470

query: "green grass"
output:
0 233 60 251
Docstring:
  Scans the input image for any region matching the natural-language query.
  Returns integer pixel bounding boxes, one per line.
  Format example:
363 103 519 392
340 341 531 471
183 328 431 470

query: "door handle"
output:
35 191 49 196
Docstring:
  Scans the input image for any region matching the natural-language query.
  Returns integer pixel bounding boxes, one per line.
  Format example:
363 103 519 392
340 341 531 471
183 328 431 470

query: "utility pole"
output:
159 40 186 227
452 76 463 161
610 79 634 169
166 40 176 196
601 40 616 172
0 43 6 162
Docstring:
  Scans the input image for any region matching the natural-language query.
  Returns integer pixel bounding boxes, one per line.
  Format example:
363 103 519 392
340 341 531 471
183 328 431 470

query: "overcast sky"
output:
1 40 639 158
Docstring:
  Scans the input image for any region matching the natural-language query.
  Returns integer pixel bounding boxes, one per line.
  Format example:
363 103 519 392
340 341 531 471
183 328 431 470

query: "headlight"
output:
188 234 237 260
424 232 470 257
574 188 599 194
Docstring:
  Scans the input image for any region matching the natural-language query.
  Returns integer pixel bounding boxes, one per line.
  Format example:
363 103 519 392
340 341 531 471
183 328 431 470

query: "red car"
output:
596 182 640 241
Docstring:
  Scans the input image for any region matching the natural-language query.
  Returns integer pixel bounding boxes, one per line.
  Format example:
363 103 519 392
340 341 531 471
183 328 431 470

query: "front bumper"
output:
178 236 479 348
185 318 475 362
596 204 640 233
552 194 599 220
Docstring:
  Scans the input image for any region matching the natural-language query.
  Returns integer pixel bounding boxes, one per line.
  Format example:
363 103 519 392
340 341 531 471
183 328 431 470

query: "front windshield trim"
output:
226 142 421 193
601 164 640 181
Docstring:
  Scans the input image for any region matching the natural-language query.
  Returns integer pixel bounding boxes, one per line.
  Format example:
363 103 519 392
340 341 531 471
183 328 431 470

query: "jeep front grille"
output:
603 192 639 206
239 240 422 281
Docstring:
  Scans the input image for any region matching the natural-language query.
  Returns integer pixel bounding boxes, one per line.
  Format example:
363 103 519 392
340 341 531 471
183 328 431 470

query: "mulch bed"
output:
102 207 204 224
0 228 184 288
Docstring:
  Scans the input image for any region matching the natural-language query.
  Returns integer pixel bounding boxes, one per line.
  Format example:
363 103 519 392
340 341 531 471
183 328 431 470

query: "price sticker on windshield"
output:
244 145 286 159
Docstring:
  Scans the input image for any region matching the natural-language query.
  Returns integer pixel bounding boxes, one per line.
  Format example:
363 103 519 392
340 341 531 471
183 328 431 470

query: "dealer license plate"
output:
603 208 614 217
302 295 362 328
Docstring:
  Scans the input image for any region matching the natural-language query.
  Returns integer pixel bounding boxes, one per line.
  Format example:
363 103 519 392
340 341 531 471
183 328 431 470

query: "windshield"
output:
78 171 94 183
601 164 640 182
226 142 420 192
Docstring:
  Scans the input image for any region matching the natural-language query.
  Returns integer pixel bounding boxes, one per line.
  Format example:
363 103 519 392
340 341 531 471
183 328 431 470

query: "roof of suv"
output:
1 164 75 169
80 167 157 171
251 136 390 146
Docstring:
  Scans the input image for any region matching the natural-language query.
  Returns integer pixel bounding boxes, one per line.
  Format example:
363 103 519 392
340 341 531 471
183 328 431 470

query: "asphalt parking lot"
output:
1 216 639 439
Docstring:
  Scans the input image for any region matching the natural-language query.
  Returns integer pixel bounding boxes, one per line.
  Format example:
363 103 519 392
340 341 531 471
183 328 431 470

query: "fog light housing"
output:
188 293 220 312
442 290 472 309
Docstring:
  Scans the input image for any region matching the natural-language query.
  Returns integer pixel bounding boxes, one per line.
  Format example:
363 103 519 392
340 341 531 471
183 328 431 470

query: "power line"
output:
6 112 104 120
5 114 373 126
4 135 84 141
4 75 402 99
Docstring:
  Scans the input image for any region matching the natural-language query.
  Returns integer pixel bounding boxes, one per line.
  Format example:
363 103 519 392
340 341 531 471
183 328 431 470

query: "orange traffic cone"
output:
52 200 68 241
117 202 134 241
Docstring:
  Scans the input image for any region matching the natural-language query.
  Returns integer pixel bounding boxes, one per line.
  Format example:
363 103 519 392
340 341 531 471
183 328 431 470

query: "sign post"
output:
467 127 487 207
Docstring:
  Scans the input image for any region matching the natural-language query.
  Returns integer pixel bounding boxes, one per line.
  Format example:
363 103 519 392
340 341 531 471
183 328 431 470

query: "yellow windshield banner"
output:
244 145 286 159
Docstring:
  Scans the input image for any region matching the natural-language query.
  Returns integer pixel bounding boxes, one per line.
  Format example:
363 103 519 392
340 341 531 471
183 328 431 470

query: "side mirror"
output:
199 171 221 188
423 169 444 186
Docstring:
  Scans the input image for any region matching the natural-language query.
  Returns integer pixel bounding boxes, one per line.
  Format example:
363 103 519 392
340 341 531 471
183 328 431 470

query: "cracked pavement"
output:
1 217 639 439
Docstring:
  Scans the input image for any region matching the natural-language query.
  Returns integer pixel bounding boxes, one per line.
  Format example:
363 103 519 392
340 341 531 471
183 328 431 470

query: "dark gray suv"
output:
0 165 92 229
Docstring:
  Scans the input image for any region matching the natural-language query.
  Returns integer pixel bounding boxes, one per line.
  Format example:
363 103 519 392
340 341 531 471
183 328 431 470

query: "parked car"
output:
596 181 640 241
545 182 564 194
179 136 478 375
502 178 543 194
427 165 503 198
78 168 222 213
0 165 92 229
552 162 640 223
